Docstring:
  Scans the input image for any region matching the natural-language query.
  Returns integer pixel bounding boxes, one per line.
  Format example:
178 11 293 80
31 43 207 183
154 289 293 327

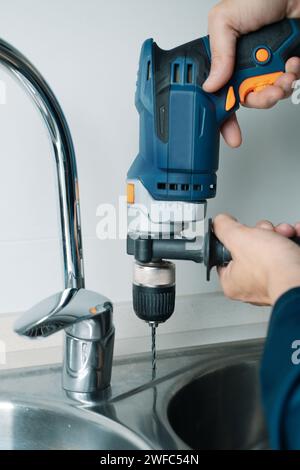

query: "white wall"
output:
0 0 298 314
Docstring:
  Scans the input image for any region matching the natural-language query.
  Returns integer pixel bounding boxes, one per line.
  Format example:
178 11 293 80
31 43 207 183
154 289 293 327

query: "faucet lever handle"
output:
14 288 113 338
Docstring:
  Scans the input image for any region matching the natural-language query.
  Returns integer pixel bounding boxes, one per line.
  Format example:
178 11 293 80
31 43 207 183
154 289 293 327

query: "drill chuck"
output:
132 261 176 323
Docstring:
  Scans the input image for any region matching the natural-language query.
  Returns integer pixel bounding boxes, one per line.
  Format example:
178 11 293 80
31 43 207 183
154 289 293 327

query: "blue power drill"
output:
127 19 300 338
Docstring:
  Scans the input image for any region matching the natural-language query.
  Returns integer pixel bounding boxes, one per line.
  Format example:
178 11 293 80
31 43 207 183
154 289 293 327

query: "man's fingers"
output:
255 221 297 238
256 220 274 230
213 213 245 251
243 68 298 109
275 72 297 97
220 113 242 148
275 223 296 238
286 57 300 78
203 7 238 93
244 85 285 108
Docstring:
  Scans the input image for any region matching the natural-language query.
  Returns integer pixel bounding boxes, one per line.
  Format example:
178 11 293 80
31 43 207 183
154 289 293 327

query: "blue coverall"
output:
261 287 300 449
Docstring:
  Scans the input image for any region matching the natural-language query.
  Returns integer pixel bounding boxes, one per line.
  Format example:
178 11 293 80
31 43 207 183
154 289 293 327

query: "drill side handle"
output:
205 218 300 281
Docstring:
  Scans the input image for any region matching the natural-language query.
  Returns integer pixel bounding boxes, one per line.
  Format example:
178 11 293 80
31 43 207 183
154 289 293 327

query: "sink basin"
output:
167 360 268 450
0 339 266 450
0 399 150 450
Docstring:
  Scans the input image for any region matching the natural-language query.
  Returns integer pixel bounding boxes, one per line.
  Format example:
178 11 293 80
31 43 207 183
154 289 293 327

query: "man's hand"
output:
214 214 300 305
204 0 300 147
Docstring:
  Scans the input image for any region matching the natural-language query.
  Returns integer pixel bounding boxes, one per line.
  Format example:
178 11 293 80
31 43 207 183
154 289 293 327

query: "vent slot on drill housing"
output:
173 63 181 83
156 183 209 193
146 61 151 80
186 64 193 83
157 183 194 192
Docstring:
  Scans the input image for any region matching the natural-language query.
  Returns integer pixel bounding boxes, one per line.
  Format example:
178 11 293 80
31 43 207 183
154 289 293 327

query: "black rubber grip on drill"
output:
205 218 300 281
133 284 175 323
281 19 300 61
235 19 300 68
204 219 231 281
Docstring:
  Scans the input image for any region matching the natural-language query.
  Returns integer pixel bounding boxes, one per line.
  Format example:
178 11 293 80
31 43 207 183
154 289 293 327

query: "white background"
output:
0 0 298 316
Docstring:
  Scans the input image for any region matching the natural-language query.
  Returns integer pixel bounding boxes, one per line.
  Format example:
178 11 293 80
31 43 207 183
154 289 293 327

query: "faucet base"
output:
65 387 112 404
63 322 115 396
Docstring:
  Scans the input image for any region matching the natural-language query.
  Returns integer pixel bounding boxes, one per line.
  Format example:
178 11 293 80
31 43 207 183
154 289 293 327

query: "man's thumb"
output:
213 213 243 251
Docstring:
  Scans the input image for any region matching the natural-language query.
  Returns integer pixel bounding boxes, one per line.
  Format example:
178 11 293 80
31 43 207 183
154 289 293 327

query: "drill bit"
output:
150 322 158 380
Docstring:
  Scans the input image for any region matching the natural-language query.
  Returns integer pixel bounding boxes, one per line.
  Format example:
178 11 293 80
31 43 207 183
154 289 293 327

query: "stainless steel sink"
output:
0 399 149 450
0 338 267 450
167 360 268 450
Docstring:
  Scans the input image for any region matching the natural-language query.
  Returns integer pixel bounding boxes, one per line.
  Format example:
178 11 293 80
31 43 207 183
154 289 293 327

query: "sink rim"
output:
167 352 262 402
0 393 153 450
0 339 266 451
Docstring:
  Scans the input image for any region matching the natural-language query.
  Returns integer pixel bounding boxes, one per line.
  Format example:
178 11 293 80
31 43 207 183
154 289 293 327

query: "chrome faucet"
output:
0 38 114 399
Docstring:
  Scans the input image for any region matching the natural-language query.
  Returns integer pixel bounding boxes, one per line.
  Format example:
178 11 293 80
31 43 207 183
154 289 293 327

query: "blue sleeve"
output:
261 287 300 449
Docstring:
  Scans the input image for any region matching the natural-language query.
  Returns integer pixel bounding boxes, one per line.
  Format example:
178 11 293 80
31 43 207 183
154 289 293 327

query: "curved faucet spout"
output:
7 38 114 397
0 38 84 289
